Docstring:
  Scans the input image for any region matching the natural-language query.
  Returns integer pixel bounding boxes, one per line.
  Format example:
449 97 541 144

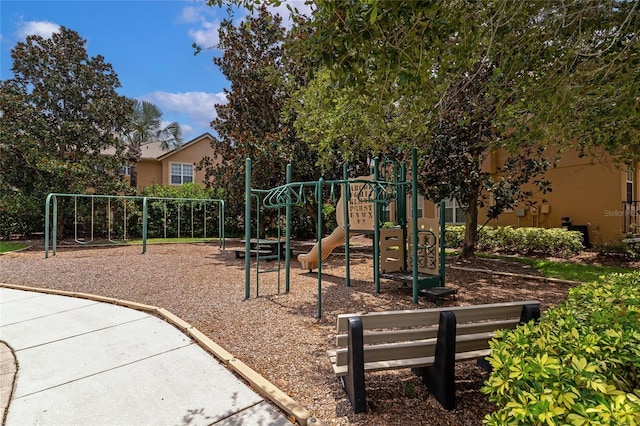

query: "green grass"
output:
478 253 633 283
0 241 29 253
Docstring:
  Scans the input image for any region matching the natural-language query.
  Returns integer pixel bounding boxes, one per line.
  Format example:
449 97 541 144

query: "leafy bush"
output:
445 225 584 257
0 191 43 238
139 182 221 199
445 225 464 248
138 184 225 239
482 272 640 425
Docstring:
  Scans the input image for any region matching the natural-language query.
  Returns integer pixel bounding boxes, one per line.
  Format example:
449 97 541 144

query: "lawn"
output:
479 253 634 283
0 241 29 253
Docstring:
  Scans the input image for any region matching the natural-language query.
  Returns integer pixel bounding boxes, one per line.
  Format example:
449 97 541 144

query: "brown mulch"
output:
1 238 620 425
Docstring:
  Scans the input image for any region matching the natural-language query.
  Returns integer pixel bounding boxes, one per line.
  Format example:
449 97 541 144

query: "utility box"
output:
568 225 590 248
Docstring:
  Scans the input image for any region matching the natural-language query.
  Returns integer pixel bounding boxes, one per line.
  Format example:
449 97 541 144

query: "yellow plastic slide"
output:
297 226 346 270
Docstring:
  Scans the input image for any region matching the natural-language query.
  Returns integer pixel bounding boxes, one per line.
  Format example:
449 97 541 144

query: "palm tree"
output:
123 100 183 189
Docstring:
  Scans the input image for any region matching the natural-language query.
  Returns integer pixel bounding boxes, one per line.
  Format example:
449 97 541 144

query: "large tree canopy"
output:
299 0 639 159
0 26 132 236
293 0 638 256
201 6 343 237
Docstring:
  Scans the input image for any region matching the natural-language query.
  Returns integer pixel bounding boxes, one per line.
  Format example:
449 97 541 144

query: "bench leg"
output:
413 310 457 410
344 316 366 413
520 304 540 324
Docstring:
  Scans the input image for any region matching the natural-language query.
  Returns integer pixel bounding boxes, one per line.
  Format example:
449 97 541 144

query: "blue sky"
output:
0 0 310 141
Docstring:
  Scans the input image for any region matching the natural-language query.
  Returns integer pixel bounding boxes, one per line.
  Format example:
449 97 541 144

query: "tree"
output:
288 0 639 257
122 100 183 189
0 26 132 237
416 63 552 257
200 6 331 237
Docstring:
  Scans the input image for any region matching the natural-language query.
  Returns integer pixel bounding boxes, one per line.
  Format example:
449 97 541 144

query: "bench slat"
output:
336 300 539 332
335 318 518 347
334 331 496 366
331 349 493 376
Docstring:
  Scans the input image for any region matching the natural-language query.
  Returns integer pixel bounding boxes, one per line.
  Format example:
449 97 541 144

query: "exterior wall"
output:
424 148 638 246
131 134 218 190
136 160 162 189
159 135 215 186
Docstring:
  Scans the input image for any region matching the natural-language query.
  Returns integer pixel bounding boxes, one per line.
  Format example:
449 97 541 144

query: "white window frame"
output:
408 194 424 219
170 163 194 185
443 198 464 224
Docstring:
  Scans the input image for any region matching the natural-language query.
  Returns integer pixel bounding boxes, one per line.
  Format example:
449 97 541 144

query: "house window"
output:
170 163 193 185
444 198 464 224
627 169 634 203
381 203 391 224
120 165 132 176
408 194 424 219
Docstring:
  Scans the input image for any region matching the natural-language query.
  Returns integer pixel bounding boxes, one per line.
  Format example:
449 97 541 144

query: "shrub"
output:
444 225 464 248
482 272 640 425
0 192 43 238
445 225 584 257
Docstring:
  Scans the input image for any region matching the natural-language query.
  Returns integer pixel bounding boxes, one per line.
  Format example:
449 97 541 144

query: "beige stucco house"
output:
126 133 216 189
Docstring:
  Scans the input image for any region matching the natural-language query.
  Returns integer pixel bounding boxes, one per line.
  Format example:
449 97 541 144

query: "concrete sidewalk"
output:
0 287 291 425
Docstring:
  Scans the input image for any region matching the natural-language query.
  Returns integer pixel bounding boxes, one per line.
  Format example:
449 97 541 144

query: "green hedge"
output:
482 272 640 425
445 225 584 257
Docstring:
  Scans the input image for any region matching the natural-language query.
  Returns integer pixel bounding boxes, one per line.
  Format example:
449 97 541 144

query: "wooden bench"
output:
327 300 540 412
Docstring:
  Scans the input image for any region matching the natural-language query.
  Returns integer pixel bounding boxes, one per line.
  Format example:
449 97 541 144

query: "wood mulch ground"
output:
1 237 628 425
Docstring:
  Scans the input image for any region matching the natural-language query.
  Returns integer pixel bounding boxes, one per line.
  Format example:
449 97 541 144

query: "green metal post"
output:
373 157 380 294
44 194 52 258
412 148 419 304
439 199 446 287
285 164 292 293
220 200 225 249
142 197 148 254
343 163 351 287
245 158 251 299
52 196 58 258
317 177 323 318
400 162 408 270
254 194 260 297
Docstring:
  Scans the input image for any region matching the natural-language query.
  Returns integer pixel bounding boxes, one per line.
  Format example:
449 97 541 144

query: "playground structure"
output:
44 193 225 258
244 149 453 318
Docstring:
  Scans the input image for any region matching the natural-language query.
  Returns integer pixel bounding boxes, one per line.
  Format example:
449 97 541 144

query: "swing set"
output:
243 148 454 318
44 193 225 258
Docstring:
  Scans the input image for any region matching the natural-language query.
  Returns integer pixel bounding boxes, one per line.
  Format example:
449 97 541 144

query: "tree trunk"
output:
461 200 479 259
129 164 138 190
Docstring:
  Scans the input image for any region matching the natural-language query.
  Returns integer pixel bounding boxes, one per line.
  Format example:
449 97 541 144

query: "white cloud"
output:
140 91 227 137
179 6 202 24
17 20 60 39
180 4 221 49
180 1 313 49
188 21 220 48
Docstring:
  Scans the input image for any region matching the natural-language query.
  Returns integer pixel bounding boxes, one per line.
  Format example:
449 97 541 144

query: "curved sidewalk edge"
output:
0 341 17 425
0 283 324 426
